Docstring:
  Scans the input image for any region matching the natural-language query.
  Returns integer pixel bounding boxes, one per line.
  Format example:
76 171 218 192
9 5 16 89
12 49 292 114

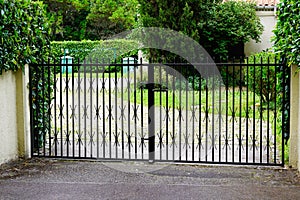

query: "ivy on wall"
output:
0 0 51 74
273 0 300 66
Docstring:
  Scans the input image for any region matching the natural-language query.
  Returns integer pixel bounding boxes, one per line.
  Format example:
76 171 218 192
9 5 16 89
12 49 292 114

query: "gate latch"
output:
139 82 168 92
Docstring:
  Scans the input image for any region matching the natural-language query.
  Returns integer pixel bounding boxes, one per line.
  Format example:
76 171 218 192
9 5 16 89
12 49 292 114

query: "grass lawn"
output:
118 86 280 121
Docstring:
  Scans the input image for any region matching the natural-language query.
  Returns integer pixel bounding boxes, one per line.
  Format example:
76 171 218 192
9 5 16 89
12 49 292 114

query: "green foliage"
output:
0 0 51 150
245 51 279 107
50 39 140 72
273 0 300 66
245 51 290 141
86 0 138 40
42 0 138 40
43 0 90 41
204 1 263 57
138 0 263 59
0 0 51 73
50 39 140 61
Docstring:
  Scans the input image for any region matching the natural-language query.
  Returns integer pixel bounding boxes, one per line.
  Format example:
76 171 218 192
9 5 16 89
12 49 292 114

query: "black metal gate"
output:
29 57 290 166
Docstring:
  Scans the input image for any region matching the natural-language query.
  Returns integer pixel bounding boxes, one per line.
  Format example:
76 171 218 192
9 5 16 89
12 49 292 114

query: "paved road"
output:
0 159 300 200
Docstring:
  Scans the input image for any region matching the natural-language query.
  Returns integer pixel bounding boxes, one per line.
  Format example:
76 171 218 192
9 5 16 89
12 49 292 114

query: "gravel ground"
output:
0 158 300 200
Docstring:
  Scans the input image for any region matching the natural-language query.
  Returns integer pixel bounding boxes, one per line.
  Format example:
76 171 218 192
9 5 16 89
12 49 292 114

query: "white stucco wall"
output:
245 11 277 56
0 70 19 164
289 65 300 172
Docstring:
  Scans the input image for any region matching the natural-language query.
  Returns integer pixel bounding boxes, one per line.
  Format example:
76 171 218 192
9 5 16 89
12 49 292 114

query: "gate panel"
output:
29 57 289 166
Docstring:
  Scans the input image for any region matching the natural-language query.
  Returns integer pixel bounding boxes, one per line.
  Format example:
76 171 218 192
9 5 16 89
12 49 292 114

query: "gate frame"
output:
28 58 290 167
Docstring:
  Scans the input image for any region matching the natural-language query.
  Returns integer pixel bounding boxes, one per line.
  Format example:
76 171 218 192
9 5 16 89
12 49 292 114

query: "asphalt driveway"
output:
0 158 300 200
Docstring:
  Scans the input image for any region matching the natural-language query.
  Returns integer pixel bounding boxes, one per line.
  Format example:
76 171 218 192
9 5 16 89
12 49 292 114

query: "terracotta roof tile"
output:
223 0 279 6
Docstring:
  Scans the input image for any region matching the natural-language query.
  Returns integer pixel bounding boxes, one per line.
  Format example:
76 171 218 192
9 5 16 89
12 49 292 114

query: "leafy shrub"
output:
50 40 140 62
273 0 300 66
138 0 262 59
244 51 279 107
0 0 51 151
50 39 140 72
0 0 50 73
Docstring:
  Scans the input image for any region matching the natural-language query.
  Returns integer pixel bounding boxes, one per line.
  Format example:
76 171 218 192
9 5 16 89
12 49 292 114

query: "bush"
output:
138 0 262 59
273 0 300 66
244 51 279 108
50 39 140 72
0 0 50 73
0 0 51 150
51 40 140 62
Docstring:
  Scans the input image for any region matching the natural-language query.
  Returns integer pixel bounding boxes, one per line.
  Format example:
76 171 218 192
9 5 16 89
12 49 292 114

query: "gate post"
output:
289 65 300 169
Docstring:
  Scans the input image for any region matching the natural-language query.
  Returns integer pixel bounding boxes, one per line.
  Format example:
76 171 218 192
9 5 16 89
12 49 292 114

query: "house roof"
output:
223 0 279 6
256 0 279 6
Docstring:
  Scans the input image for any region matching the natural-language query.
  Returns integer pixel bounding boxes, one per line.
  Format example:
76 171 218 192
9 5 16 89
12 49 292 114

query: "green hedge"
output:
50 40 140 63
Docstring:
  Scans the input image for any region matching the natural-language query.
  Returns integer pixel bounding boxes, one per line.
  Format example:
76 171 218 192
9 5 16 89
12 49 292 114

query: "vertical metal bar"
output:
253 57 256 163
102 62 106 158
166 66 169 161
109 62 112 159
66 58 69 157
172 71 176 161
54 60 58 156
48 59 52 157
42 61 46 156
34 63 40 157
218 65 222 162
134 60 137 159
127 60 131 159
96 61 99 158
159 64 162 160
267 57 270 163
71 59 75 158
140 60 144 159
148 63 155 162
212 64 215 162
246 57 249 163
232 60 236 163
60 58 63 157
232 58 235 163
205 65 209 162
225 64 229 162
115 61 118 159
192 67 195 161
185 64 189 161
273 57 278 163
199 70 202 161
179 64 182 161
84 60 87 158
121 61 124 159
281 61 290 166
260 57 263 163
281 61 286 166
90 60 93 158
78 60 81 157
239 58 242 163
28 65 34 156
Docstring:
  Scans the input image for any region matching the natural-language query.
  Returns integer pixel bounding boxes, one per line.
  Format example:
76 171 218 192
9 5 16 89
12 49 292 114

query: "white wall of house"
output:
0 67 30 165
245 10 277 56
